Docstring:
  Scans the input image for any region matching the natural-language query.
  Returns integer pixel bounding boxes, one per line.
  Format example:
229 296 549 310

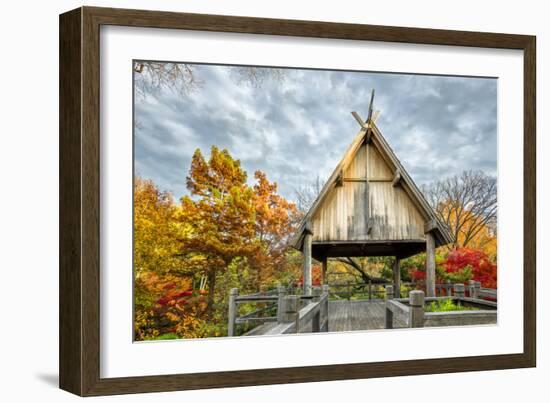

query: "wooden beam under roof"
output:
343 177 393 182
392 169 401 187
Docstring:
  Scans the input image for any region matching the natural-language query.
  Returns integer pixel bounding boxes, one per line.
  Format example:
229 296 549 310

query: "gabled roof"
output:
291 115 454 251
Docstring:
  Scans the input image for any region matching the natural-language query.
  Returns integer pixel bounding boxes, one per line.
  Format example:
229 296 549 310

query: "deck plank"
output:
328 300 407 332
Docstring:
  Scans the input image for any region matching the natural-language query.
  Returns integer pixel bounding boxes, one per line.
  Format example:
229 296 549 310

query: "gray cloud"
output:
134 64 497 203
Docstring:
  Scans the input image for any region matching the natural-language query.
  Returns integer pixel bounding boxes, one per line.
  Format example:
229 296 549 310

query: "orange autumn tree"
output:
250 170 299 289
179 147 299 311
179 146 258 316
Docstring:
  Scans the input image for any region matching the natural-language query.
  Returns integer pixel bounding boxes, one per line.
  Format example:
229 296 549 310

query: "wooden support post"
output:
321 256 328 285
473 281 481 300
386 284 395 299
322 285 330 331
312 286 322 301
425 231 436 297
409 290 425 328
347 281 352 301
467 280 481 299
227 288 238 337
312 310 321 333
303 232 313 296
446 279 452 296
368 279 372 300
385 285 394 329
282 295 299 333
468 280 475 298
393 257 401 298
454 283 465 299
276 285 286 324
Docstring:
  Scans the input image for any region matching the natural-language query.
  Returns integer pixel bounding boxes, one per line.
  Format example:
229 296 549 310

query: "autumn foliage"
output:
405 247 497 289
444 248 497 288
134 146 300 340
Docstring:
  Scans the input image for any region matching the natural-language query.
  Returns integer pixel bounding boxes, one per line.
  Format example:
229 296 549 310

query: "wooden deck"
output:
243 293 497 336
245 299 408 336
328 300 407 332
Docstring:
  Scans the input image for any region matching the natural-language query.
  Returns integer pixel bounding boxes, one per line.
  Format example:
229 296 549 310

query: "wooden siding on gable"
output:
311 141 425 242
345 141 367 178
368 182 425 240
367 145 393 180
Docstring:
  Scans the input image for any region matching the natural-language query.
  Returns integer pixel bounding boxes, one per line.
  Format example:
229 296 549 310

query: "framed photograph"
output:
59 6 536 396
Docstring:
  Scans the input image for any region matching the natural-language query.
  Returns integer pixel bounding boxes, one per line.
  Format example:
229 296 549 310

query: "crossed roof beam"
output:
351 89 377 135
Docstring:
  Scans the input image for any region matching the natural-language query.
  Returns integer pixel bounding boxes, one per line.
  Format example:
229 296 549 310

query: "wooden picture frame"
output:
59 6 536 396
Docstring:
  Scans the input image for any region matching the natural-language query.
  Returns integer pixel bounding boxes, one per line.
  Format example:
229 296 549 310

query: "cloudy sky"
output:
134 63 497 203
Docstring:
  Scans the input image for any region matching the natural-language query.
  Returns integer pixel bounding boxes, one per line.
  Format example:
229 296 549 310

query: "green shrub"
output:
442 265 473 283
425 299 475 312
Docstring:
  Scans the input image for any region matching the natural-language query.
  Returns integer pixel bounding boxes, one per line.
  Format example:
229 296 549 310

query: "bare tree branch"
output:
134 61 204 100
334 257 388 284
421 170 497 249
294 175 325 213
134 62 287 101
231 67 286 88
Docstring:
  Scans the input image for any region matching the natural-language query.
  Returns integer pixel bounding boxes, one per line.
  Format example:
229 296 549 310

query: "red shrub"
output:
297 264 323 286
156 288 194 306
444 248 497 288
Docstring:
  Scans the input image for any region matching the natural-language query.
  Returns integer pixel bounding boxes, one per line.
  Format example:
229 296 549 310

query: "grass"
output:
425 299 476 312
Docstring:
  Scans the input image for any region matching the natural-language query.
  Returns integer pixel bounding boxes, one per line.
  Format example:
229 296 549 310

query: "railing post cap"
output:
230 288 239 295
385 285 394 300
409 290 425 306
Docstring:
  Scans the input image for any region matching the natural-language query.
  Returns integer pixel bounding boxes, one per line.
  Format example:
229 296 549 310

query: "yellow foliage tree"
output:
437 201 497 261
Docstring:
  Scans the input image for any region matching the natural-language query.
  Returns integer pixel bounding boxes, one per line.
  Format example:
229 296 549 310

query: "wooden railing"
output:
436 280 497 301
328 281 416 300
227 285 330 336
478 287 497 300
385 284 497 329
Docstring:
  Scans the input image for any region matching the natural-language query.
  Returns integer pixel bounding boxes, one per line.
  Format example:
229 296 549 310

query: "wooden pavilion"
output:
292 93 453 297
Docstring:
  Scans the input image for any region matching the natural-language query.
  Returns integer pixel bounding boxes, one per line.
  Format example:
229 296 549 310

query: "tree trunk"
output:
206 269 217 318
336 257 381 284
